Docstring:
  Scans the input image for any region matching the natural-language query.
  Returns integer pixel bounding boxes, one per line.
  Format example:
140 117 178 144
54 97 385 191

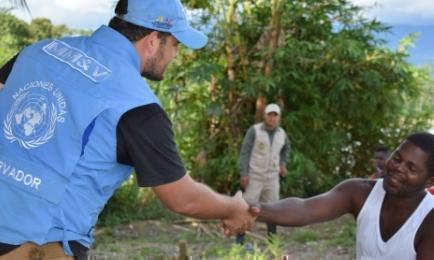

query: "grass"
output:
291 229 321 243
94 182 356 259
92 198 356 259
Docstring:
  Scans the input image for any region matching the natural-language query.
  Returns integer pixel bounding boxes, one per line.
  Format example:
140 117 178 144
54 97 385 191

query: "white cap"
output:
265 103 281 115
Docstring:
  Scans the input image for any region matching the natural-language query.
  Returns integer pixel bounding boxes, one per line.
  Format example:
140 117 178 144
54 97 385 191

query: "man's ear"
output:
425 176 434 188
134 31 160 57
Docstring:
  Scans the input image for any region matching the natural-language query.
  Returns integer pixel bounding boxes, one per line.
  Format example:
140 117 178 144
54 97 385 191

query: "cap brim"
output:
172 26 208 50
266 110 280 115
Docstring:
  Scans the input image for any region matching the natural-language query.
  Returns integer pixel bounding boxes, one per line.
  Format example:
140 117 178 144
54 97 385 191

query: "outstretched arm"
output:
416 210 434 259
153 174 254 234
252 178 370 226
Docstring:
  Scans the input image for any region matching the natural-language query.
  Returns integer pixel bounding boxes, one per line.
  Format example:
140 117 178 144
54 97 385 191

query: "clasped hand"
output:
220 191 259 236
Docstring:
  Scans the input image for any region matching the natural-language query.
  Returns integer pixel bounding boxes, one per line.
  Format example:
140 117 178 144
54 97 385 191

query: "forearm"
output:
257 180 360 226
257 197 311 226
153 174 244 220
279 136 290 166
239 155 250 176
175 182 240 219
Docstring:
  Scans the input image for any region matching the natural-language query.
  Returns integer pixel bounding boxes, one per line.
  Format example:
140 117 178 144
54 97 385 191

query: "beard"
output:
141 71 163 81
141 60 163 81
383 170 427 197
141 49 166 81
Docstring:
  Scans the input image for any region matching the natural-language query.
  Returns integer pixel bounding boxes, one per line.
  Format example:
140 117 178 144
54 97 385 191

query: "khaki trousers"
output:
0 242 73 260
243 174 280 204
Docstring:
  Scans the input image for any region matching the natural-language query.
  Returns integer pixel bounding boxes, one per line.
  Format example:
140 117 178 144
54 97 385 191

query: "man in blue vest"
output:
0 0 254 259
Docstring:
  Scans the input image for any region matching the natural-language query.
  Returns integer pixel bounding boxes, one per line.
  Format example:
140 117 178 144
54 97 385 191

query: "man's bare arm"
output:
416 210 434 260
153 174 254 234
252 178 370 226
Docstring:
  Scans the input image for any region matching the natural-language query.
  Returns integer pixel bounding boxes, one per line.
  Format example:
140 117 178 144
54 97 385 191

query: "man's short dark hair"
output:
405 132 434 177
375 146 389 154
108 0 170 43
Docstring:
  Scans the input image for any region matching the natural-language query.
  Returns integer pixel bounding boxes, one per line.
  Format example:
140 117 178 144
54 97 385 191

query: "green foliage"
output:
213 243 280 259
155 0 434 196
326 219 356 247
28 18 69 40
292 229 321 244
0 11 76 66
212 232 314 259
266 234 286 258
0 12 31 64
91 216 356 258
98 176 142 226
2 1 433 221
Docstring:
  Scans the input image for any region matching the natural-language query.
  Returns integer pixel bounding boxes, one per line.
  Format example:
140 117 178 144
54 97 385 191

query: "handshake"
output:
219 191 261 236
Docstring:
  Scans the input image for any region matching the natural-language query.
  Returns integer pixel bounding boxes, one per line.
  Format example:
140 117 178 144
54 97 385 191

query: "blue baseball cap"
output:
122 0 208 49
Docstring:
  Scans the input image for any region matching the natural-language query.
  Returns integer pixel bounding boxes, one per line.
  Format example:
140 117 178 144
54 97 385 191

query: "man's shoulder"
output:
247 124 259 134
277 126 288 134
338 178 376 193
337 178 376 211
120 103 166 123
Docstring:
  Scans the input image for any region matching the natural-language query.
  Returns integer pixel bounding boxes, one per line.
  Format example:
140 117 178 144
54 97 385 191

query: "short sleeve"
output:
116 104 186 187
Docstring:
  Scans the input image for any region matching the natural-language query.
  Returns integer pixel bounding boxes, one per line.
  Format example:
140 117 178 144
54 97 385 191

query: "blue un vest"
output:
0 26 159 253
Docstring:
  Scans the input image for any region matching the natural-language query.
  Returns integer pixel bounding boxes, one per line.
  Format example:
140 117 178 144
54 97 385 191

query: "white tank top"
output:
356 179 434 260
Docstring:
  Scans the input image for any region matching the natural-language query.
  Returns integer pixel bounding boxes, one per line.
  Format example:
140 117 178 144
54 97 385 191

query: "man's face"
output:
264 112 280 130
383 140 431 197
141 35 179 81
371 151 389 171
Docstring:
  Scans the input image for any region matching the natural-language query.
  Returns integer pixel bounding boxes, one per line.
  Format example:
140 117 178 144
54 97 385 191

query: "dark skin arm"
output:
416 210 434 259
251 178 373 226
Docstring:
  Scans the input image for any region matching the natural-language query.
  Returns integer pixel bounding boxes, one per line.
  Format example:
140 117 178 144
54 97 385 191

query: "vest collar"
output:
90 25 140 72
260 122 278 133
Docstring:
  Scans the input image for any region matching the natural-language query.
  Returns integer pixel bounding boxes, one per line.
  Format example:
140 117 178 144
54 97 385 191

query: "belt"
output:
0 242 73 260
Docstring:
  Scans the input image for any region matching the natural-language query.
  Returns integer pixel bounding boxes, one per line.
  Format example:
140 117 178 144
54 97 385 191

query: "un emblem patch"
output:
3 81 67 149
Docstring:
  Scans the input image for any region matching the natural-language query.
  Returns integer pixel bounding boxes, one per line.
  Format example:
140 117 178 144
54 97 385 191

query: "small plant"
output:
326 219 356 247
214 243 269 260
291 228 321 244
266 234 285 258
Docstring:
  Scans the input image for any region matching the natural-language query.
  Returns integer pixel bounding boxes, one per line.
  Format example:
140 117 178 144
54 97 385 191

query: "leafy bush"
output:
154 0 434 198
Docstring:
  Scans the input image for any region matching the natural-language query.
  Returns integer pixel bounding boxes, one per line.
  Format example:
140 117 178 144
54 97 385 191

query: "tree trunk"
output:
254 0 284 122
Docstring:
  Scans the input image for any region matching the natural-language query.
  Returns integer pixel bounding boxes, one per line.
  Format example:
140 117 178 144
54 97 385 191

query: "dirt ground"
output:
90 215 356 259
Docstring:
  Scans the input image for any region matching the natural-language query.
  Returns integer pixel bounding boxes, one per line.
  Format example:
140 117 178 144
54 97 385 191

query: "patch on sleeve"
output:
42 40 111 83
